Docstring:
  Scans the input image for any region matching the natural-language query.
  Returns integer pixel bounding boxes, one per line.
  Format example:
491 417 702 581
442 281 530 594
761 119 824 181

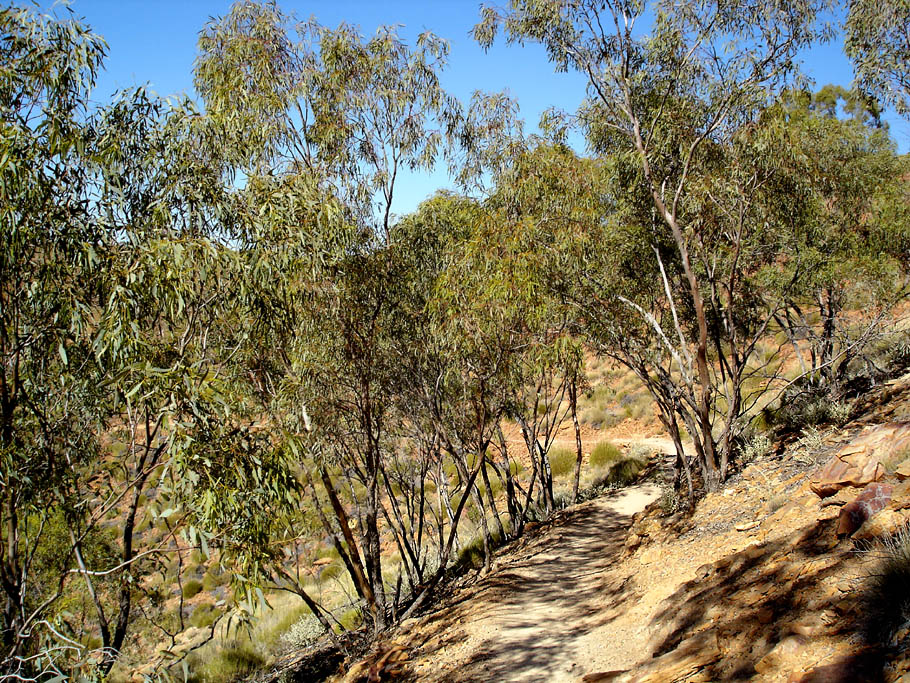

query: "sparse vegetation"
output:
860 525 910 646
590 441 623 470
739 434 773 466
548 447 578 478
182 580 204 600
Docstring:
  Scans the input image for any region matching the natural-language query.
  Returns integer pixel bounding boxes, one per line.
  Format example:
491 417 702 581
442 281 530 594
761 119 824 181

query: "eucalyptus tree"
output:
0 4 112 672
765 89 910 397
0 4 248 674
846 0 910 117
87 88 265 675
475 0 833 489
391 192 525 578
194 0 463 631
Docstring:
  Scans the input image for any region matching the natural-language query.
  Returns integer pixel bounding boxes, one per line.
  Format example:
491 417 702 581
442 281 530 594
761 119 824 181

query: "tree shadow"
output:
408 491 645 681
635 516 883 681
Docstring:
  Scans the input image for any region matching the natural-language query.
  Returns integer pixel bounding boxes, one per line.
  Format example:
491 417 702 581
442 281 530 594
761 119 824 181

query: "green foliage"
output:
183 579 204 599
589 441 622 470
187 640 265 683
189 603 220 629
846 0 910 116
774 388 852 431
659 486 681 516
547 447 577 478
335 607 364 633
3 0 910 673
603 457 647 488
456 535 488 570
318 563 343 583
202 567 230 591
738 434 773 466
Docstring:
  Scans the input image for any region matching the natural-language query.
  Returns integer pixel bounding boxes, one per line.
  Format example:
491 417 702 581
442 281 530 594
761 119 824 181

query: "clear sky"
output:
52 0 910 216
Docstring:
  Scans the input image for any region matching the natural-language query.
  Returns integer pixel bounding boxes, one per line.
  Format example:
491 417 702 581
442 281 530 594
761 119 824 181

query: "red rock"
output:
835 482 893 536
811 452 885 498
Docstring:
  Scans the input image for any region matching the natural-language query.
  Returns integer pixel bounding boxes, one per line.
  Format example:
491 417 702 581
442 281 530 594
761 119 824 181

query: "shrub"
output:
202 566 229 591
590 441 622 470
316 545 341 561
739 434 772 466
318 562 343 582
189 602 219 629
659 486 679 516
552 489 573 511
580 407 622 430
774 384 851 431
547 447 577 478
456 534 486 570
182 579 203 599
187 640 264 682
860 525 910 646
606 457 646 487
628 444 653 462
281 614 324 649
334 607 363 633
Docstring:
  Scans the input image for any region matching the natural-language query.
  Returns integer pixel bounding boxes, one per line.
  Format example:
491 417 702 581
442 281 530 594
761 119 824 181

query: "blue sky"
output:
54 0 910 216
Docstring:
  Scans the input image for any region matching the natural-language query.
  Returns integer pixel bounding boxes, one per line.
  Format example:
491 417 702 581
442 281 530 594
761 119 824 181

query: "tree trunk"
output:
569 377 584 503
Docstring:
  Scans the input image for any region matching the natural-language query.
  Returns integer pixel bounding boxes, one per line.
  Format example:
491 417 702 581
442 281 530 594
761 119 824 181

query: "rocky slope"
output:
333 372 910 682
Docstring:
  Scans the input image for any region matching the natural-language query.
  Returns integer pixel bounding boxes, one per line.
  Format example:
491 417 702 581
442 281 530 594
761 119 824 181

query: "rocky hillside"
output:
330 372 910 682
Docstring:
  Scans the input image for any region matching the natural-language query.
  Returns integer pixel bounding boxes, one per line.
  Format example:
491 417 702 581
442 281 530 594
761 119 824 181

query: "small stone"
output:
754 636 806 674
755 606 775 624
836 482 893 537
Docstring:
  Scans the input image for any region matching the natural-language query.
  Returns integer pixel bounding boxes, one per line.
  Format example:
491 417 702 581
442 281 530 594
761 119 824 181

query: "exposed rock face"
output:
811 452 885 498
835 482 893 537
810 423 910 497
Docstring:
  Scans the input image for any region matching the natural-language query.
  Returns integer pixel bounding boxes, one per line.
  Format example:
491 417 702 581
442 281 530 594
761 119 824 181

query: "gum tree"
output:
194 0 461 631
475 0 831 489
846 0 910 116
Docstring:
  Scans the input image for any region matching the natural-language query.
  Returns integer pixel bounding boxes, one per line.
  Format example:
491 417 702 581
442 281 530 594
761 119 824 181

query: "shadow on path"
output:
413 486 658 682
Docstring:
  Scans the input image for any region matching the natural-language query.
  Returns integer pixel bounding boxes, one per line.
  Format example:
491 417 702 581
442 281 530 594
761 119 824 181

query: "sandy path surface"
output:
408 484 661 682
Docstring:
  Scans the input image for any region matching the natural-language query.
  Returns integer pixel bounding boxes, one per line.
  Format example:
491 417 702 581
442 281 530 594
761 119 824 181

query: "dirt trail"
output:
407 485 660 682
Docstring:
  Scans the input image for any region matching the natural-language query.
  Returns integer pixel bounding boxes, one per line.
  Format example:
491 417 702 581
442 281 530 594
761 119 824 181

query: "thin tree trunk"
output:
569 377 584 503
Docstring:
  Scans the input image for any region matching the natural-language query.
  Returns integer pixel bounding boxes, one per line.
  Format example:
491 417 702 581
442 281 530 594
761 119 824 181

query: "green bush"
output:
456 535 486 570
659 485 679 515
580 407 622 429
334 607 363 633
187 640 264 683
182 579 203 599
606 457 646 487
189 602 219 629
738 434 772 465
202 566 229 591
774 384 851 431
548 447 577 478
318 562 343 582
589 441 622 469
